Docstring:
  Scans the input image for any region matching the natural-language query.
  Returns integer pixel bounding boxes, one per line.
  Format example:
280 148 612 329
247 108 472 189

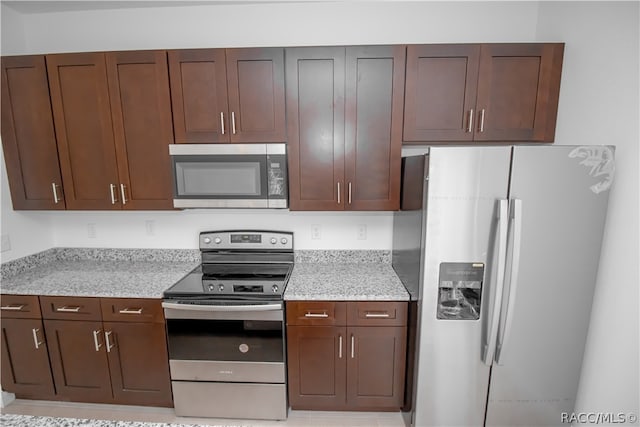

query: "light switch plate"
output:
1 234 11 252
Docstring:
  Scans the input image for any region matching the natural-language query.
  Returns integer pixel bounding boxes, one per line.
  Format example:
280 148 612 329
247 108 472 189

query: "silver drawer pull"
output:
1 304 25 311
118 308 143 315
105 331 114 352
56 306 81 313
364 312 391 318
305 312 329 318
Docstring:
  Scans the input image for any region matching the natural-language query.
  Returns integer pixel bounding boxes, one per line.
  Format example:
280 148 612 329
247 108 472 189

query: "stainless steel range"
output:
162 230 293 420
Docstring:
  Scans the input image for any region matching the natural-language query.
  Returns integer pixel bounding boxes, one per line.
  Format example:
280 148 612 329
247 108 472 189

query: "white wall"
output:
536 1 640 420
1 0 638 418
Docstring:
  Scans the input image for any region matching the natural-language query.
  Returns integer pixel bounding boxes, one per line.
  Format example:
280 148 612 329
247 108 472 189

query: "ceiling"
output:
1 0 316 14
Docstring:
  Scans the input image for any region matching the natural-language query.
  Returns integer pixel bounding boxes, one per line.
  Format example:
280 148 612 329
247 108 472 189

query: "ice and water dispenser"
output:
437 263 484 320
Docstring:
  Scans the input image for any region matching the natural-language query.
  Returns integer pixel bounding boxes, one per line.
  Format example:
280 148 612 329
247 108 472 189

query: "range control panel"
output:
199 230 294 251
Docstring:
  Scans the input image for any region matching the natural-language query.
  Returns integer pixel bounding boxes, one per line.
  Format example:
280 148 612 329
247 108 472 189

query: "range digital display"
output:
230 234 262 243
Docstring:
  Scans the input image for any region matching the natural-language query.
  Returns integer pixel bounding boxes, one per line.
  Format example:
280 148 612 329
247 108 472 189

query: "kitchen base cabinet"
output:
286 301 407 411
44 319 113 403
0 295 55 399
39 296 172 407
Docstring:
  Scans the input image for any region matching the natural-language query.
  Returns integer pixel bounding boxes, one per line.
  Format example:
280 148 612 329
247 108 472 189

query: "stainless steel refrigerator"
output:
392 145 615 427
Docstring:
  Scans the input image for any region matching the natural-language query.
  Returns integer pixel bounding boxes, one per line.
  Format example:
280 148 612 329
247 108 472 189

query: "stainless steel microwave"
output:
169 144 288 209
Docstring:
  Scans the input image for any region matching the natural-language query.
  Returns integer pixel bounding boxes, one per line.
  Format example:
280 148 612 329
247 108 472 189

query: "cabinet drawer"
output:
347 301 407 326
286 301 347 326
0 295 41 319
101 298 164 323
40 296 102 321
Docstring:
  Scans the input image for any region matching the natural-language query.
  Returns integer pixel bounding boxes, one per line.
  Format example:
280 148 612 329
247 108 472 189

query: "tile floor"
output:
1 399 409 427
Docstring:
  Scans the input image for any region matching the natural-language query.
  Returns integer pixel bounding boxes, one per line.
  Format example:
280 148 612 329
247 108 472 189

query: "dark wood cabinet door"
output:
344 46 404 210
44 319 113 402
105 322 172 407
346 326 407 409
287 326 347 409
403 44 480 142
285 47 345 211
47 53 120 210
475 43 564 142
1 318 55 399
106 51 174 210
226 48 286 143
1 55 65 210
168 49 229 143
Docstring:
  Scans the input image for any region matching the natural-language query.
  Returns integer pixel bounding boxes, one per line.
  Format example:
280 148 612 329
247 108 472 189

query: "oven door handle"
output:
161 302 283 312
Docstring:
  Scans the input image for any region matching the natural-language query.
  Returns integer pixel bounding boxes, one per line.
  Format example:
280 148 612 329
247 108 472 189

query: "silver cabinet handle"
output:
56 306 81 313
478 109 486 133
52 183 62 204
105 331 114 353
337 182 341 204
466 109 474 133
32 328 43 349
93 330 103 352
220 112 225 135
338 335 343 359
119 308 143 315
496 199 523 365
1 304 25 311
364 312 390 318
483 199 509 366
348 182 352 205
304 312 328 318
109 184 118 204
351 335 355 359
120 184 127 205
231 111 237 135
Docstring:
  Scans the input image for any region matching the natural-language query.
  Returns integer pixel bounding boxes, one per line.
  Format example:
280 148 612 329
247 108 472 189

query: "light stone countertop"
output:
1 248 409 301
283 262 409 301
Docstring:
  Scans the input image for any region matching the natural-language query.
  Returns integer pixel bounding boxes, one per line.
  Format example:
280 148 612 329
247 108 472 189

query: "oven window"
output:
176 162 262 196
166 319 284 363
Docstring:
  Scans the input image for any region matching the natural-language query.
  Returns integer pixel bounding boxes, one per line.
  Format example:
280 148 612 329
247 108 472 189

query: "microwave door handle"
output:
483 199 509 366
495 198 523 365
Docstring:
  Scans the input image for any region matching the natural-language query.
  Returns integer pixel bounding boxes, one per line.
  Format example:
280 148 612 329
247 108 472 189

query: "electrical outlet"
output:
357 224 367 240
145 220 155 236
311 224 321 240
87 223 96 239
1 234 11 252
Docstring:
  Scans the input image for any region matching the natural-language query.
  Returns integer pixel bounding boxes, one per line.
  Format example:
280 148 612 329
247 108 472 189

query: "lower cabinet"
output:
39 296 172 407
286 301 407 411
0 295 55 399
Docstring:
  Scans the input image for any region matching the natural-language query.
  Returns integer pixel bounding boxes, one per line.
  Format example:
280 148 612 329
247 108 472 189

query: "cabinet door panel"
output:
106 51 174 210
475 43 563 142
105 322 172 407
1 318 55 398
286 47 345 210
226 48 286 142
403 44 479 142
47 53 120 210
1 55 64 210
287 326 346 409
44 319 112 402
168 49 229 143
347 326 407 408
345 45 404 210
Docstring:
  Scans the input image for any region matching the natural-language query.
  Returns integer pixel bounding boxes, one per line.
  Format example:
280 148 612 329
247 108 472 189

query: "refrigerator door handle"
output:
483 199 509 366
495 198 523 365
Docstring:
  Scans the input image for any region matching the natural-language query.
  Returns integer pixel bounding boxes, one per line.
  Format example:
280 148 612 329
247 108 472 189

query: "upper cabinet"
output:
1 56 65 210
403 43 564 143
47 51 174 210
168 48 286 143
286 46 405 211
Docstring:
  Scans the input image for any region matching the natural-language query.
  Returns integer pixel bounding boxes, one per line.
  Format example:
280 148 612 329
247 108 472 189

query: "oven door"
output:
162 301 285 383
169 144 287 208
